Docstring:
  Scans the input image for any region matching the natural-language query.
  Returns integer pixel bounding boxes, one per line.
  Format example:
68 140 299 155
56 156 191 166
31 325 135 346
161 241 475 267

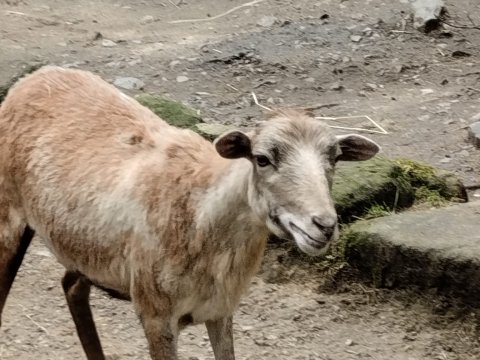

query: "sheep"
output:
0 66 380 359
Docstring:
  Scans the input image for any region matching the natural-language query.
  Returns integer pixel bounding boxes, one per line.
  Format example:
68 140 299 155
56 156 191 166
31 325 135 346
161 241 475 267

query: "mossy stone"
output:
333 156 414 222
136 94 203 129
194 123 236 141
332 156 467 223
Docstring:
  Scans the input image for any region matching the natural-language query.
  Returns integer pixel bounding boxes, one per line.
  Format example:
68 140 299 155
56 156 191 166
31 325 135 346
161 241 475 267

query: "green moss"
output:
415 186 447 208
136 94 203 129
395 158 467 204
365 204 392 219
396 158 436 181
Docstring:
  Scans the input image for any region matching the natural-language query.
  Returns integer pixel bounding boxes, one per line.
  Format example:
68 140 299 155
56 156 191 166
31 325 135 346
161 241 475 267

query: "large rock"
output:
136 94 203 129
343 201 480 304
333 157 466 222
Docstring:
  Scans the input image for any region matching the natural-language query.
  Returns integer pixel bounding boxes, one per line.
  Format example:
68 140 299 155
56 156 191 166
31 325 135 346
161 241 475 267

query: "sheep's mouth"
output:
289 222 326 249
269 215 327 249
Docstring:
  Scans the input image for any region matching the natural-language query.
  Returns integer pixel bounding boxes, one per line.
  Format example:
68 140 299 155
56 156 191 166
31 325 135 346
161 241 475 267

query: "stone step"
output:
343 201 480 305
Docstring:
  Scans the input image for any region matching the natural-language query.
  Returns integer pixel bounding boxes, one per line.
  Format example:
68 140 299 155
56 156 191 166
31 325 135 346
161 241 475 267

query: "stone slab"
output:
343 201 480 304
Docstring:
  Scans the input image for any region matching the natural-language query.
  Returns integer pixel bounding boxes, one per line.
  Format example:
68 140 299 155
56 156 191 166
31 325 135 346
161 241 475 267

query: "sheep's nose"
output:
312 216 337 239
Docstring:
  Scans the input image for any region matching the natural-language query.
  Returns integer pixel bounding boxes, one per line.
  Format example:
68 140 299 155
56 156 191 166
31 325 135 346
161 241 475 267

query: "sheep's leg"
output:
206 316 235 360
62 271 106 360
0 224 34 327
140 315 178 359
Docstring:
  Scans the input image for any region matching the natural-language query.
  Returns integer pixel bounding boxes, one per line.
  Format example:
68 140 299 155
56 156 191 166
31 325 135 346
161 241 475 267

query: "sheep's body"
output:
0 67 266 358
0 66 379 359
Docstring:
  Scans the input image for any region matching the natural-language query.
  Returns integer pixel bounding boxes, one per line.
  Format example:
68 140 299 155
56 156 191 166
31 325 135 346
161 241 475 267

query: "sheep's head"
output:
214 110 380 256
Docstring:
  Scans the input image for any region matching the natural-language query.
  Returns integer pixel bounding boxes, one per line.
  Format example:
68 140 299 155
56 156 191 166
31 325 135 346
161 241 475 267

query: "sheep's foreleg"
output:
0 224 34 327
206 316 235 360
132 281 178 360
62 271 106 360
141 315 178 359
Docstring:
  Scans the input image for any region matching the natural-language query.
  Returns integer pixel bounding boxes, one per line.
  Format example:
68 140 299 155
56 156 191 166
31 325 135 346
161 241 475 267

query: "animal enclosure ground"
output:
1 0 480 359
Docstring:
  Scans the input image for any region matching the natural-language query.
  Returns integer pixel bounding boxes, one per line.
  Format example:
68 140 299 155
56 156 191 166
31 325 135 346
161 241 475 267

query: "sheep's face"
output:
215 110 380 256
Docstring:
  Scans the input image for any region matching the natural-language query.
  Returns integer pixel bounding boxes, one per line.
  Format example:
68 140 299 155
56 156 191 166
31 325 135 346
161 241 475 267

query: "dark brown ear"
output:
336 134 380 161
214 131 252 159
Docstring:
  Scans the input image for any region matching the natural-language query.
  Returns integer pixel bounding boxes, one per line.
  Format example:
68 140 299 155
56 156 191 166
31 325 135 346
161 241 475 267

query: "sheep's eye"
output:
256 155 271 167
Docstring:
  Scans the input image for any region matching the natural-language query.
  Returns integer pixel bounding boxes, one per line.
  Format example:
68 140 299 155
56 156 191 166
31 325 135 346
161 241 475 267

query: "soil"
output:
1 0 480 359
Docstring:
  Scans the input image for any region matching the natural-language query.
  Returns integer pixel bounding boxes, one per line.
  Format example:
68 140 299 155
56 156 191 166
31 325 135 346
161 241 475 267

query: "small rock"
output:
421 88 434 95
176 75 189 83
257 15 278 27
140 15 155 24
241 325 254 332
304 77 316 83
412 0 445 33
102 39 117 47
329 82 344 91
473 190 480 198
169 60 181 68
113 77 145 90
468 122 480 148
452 50 471 58
439 157 451 164
93 32 103 41
33 249 52 257
345 339 355 346
350 35 362 42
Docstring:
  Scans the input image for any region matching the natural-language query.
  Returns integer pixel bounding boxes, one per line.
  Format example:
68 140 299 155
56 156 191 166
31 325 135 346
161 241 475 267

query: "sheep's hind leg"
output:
206 316 235 360
0 223 34 327
62 271 106 360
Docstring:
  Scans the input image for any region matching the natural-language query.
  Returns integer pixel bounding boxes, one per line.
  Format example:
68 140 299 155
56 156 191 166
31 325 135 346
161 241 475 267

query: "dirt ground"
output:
1 0 480 359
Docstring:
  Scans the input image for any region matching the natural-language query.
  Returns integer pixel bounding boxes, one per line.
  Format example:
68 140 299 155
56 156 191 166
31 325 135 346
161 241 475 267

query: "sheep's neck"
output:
196 158 266 242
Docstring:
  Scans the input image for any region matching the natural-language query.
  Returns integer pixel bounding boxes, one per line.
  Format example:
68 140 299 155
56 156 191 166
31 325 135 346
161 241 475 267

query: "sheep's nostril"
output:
312 216 337 239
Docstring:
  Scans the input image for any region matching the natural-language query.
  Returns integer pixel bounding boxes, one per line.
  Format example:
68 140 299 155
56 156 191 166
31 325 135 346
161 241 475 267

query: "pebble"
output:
176 75 190 83
345 339 355 346
169 60 181 68
140 15 154 24
421 88 434 95
257 15 278 27
329 82 344 91
102 39 117 47
113 77 145 90
350 35 362 42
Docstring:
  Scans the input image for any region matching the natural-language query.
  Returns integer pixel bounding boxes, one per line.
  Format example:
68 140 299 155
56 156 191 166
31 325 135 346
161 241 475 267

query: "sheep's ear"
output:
335 134 380 161
214 130 252 159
